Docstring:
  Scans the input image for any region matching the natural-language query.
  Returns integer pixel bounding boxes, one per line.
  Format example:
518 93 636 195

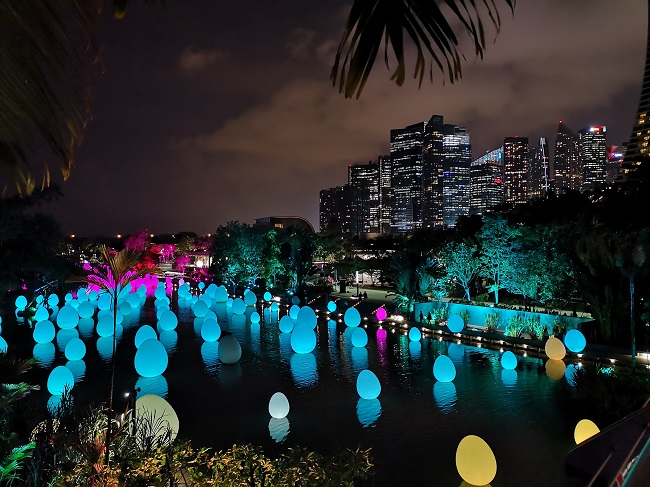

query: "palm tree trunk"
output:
630 275 636 368
105 291 117 465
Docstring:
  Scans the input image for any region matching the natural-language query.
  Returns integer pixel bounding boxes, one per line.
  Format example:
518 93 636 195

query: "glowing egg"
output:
279 315 295 333
290 323 316 354
155 296 171 308
226 298 233 307
135 325 157 348
545 359 566 381
500 351 517 370
296 306 317 329
269 417 290 443
574 419 600 444
356 370 381 399
47 294 59 307
244 291 257 306
97 293 112 311
119 301 132 315
351 328 368 347
0 336 7 354
88 290 98 301
456 435 497 486
447 314 464 333
33 343 55 367
327 301 337 312
158 310 178 331
291 296 300 305
15 295 27 309
36 295 44 304
232 298 246 315
214 286 228 302
34 306 50 322
135 394 179 442
545 336 566 360
263 291 272 301
198 281 205 290
156 306 170 320
289 305 300 320
96 315 115 337
344 307 361 327
270 302 279 312
47 365 74 395
64 293 73 303
250 311 261 324
34 320 56 343
376 308 387 321
77 301 94 319
408 327 421 341
564 329 586 353
268 392 290 418
154 287 167 300
69 299 79 309
205 283 216 297
56 305 79 329
134 339 168 377
64 338 86 361
357 398 382 428
201 318 221 342
218 335 242 364
126 293 140 309
199 294 212 307
192 300 209 318
433 355 456 382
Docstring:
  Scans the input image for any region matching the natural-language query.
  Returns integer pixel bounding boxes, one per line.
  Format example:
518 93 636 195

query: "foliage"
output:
524 314 544 340
504 315 526 338
458 310 470 325
123 230 150 252
484 312 500 333
439 241 479 302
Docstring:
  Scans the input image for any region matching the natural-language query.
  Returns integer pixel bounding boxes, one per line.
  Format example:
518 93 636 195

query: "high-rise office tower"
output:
348 160 380 234
319 185 359 235
503 136 529 205
422 115 445 228
378 155 392 233
441 125 472 227
528 137 550 200
470 147 504 216
553 121 581 193
579 126 608 192
607 146 624 184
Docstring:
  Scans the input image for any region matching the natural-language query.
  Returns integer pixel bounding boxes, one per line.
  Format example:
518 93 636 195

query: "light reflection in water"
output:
78 318 95 340
201 341 219 377
33 343 56 368
159 330 178 354
96 336 114 362
501 368 517 387
250 323 261 355
268 417 290 443
433 381 457 413
409 341 422 360
351 347 368 374
56 328 79 353
356 398 381 428
135 375 168 398
290 352 318 388
66 359 86 382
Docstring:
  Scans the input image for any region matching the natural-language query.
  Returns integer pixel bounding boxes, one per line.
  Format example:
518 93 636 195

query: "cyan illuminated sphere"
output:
357 398 382 428
119 301 132 315
564 329 586 353
198 281 205 291
64 338 86 361
34 320 56 343
97 293 112 311
88 290 98 301
263 291 272 302
376 308 387 321
77 301 94 319
15 295 27 309
33 343 55 367
456 435 497 486
290 323 316 354
214 285 228 302
134 339 168 377
199 294 213 307
126 292 141 309
0 336 7 354
34 306 50 322
270 301 279 312
136 394 179 442
218 335 242 364
155 296 171 308
47 294 59 307
205 283 216 297
158 310 178 331
57 305 79 329
545 336 566 360
500 351 517 370
156 305 169 320
56 328 78 353
69 299 80 309
289 305 300 319
77 288 88 302
36 295 44 304
244 291 257 306
344 307 361 327
447 314 464 333
327 301 337 312
96 315 115 337
351 328 368 347
433 355 456 382
574 419 600 444
201 319 221 342
268 417 290 443
296 306 317 329
250 311 261 324
408 327 421 341
291 295 300 305
47 365 74 395
135 325 157 348
226 297 233 307
64 292 73 303
279 315 295 333
232 298 246 315
154 286 167 300
268 392 290 418
356 369 381 399
192 300 209 318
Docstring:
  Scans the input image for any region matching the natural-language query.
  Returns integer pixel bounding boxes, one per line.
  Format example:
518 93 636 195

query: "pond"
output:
2 289 584 486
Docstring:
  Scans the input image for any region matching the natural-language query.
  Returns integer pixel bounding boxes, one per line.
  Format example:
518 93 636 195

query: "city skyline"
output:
35 0 648 237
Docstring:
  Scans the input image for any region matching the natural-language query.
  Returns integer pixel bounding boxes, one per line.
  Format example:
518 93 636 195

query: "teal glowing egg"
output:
268 392 290 418
127 293 141 309
64 293 73 303
291 296 300 305
327 301 337 312
47 365 74 395
96 315 115 337
290 323 316 354
158 310 178 331
289 305 300 320
177 284 188 298
64 337 86 361
564 329 587 353
154 287 167 299
218 335 242 364
0 336 7 354
34 320 56 343
270 302 279 312
205 283 217 297
56 328 79 352
290 352 318 387
193 300 209 318
296 306 317 329
36 295 44 304
156 305 169 320
97 293 112 311
135 325 157 348
88 290 98 301
215 286 228 302
433 355 456 382
33 343 55 367
279 315 295 333
66 359 86 382
408 327 422 341
501 350 517 370
351 328 368 347
356 369 381 399
137 284 147 296
77 301 94 319
344 307 361 327
155 296 171 308
119 301 132 315
447 314 464 333
135 338 168 377
268 417 290 443
226 298 233 307
250 311 261 324
56 305 79 329
433 381 457 413
199 294 213 307
69 299 79 309
244 291 257 306
264 291 272 301
201 318 221 342
47 294 59 307
15 295 27 309
232 298 246 315
34 306 50 322
77 288 88 302
198 281 205 290
357 398 382 428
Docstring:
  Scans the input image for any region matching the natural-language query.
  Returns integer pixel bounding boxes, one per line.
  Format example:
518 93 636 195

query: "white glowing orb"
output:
135 325 157 348
456 435 497 486
134 339 168 377
268 392 290 418
356 369 381 399
218 335 242 364
135 394 179 443
47 365 74 395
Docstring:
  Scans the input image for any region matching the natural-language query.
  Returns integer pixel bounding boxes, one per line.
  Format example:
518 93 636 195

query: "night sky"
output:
43 0 647 237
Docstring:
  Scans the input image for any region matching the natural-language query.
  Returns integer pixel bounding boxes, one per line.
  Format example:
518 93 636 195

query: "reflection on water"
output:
159 330 178 354
78 318 95 340
66 359 86 383
447 342 465 363
47 394 65 416
350 347 368 374
219 363 242 388
201 341 220 375
250 323 260 355
96 336 114 362
356 398 381 428
545 359 566 381
268 417 290 443
409 341 421 360
433 381 457 413
33 343 56 368
279 332 292 361
501 368 517 387
290 353 318 388
135 375 168 398
56 328 79 353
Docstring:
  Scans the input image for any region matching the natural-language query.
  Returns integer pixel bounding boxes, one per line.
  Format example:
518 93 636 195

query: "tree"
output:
211 222 266 289
440 241 479 302
123 230 150 252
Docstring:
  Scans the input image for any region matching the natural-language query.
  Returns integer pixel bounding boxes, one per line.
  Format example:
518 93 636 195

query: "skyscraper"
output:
378 155 392 233
319 185 359 235
503 137 529 205
348 160 380 234
579 126 608 192
422 115 445 228
441 125 472 227
553 121 581 193
470 147 504 216
528 137 550 200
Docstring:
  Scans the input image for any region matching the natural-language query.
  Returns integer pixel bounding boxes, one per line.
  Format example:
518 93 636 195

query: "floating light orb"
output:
34 320 56 343
290 352 318 387
226 297 233 307
289 305 300 320
15 295 27 309
205 283 217 297
433 355 456 382
250 311 261 324
218 335 242 364
456 435 497 486
158 310 178 331
433 381 457 413
408 327 421 341
545 336 566 360
291 295 300 305
33 343 55 368
76 301 94 319
356 369 381 399
270 302 279 312
135 339 168 377
197 281 205 291
244 291 257 306
296 306 317 329
327 301 337 312
96 315 115 337
290 323 316 354
232 298 246 315
564 329 586 353
201 319 221 342
154 286 167 300
279 315 295 333
215 286 228 303
268 417 290 443
88 290 98 301
56 328 79 353
500 351 517 370
57 305 79 329
357 398 382 428
134 325 157 348
574 419 600 444
268 392 290 418
155 305 170 321
263 291 272 302
47 294 60 307
199 294 213 308
64 293 73 303
136 394 179 442
119 301 132 316
376 307 387 321
65 338 86 361
351 328 368 347
69 299 80 309
34 306 50 322
545 359 566 381
344 307 361 327
47 365 74 395
192 300 209 318
155 296 171 308
126 292 141 309
447 314 464 333
0 336 7 354
77 288 88 302
97 293 112 311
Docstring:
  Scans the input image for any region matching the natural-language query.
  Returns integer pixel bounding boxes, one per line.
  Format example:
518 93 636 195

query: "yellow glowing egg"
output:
456 435 497 486
135 394 179 443
545 359 566 381
574 419 600 444
545 336 566 360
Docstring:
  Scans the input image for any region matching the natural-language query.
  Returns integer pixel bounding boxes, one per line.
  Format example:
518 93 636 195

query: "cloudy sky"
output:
44 0 647 237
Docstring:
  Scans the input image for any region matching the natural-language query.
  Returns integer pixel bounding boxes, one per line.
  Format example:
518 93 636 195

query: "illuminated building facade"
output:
470 147 504 216
503 137 529 205
607 146 624 183
319 185 359 235
422 115 445 228
579 125 608 192
553 121 581 193
528 137 550 199
441 125 472 227
378 155 392 233
348 160 380 234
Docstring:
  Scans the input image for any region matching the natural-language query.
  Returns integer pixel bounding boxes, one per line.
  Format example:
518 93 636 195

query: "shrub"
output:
525 315 545 340
505 315 526 338
484 313 500 333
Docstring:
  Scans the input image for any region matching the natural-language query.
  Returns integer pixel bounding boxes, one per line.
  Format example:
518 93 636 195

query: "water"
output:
2 296 581 486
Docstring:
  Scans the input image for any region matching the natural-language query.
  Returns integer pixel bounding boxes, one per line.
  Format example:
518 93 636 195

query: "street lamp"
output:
356 271 359 297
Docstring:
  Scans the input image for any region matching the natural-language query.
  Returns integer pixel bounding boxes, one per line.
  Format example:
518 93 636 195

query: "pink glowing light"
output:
376 308 387 321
